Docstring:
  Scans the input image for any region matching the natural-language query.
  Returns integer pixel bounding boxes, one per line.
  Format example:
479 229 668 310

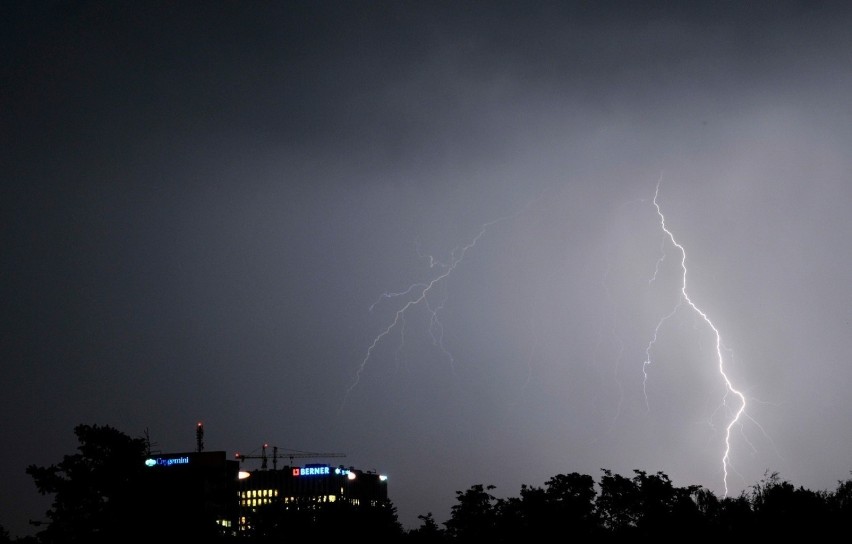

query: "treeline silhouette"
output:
3 424 851 542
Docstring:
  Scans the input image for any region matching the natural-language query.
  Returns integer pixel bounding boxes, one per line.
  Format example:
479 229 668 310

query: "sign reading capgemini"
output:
144 455 190 467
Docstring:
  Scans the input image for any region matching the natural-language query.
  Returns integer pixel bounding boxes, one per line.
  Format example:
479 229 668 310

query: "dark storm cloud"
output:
3 1 852 538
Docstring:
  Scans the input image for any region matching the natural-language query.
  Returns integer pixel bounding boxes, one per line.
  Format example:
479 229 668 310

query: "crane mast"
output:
234 443 346 470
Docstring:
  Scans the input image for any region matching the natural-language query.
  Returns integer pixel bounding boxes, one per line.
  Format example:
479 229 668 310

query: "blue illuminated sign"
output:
144 456 190 467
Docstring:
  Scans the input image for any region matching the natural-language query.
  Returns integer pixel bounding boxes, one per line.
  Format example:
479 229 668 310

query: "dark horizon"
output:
16 423 852 542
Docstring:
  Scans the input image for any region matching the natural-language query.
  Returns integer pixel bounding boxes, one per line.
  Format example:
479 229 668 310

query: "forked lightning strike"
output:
340 200 536 414
646 179 746 496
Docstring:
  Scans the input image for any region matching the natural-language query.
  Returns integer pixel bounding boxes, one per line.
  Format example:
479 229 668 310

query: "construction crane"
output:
234 443 346 470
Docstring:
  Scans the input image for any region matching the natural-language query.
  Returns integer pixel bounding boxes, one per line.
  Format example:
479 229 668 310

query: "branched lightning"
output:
340 198 538 413
368 283 429 313
647 178 746 497
642 302 681 412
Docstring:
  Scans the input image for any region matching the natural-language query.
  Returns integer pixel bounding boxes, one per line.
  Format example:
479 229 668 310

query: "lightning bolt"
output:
340 198 539 413
646 178 746 497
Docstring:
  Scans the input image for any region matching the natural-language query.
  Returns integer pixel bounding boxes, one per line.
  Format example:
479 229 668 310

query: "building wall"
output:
141 451 240 538
237 464 390 536
141 453 390 539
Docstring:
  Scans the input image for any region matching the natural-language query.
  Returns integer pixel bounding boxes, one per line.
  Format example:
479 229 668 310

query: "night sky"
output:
4 1 852 538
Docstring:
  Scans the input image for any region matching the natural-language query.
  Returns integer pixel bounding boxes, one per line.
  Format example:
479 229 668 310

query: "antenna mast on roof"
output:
196 421 204 452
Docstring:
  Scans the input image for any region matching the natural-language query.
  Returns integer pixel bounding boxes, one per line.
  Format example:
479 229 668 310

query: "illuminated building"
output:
140 450 390 539
141 451 240 539
237 463 390 537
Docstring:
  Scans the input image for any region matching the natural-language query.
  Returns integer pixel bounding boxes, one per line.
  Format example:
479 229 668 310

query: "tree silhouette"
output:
443 484 499 541
404 513 447 543
543 471 598 535
25 424 148 544
749 470 833 539
825 473 852 538
493 483 547 541
491 472 602 542
22 422 852 542
596 468 640 536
